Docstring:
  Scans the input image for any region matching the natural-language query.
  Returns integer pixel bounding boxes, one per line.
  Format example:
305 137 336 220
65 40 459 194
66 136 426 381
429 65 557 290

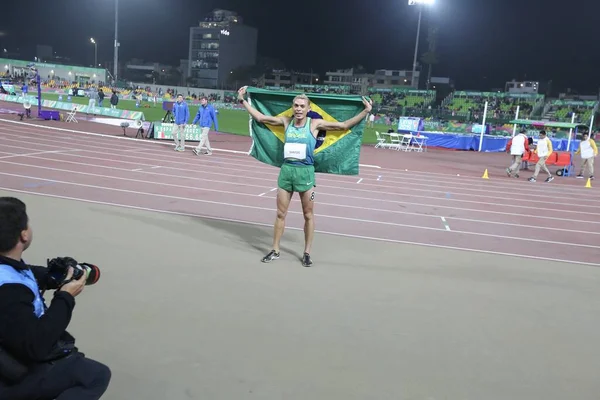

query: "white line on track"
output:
1 186 598 268
441 217 451 231
1 170 599 251
1 148 600 230
1 136 596 214
1 126 596 204
0 118 381 169
0 150 76 159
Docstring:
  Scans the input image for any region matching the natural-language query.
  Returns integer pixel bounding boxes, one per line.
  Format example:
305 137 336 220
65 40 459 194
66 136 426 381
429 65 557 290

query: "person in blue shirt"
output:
192 96 219 156
172 94 189 152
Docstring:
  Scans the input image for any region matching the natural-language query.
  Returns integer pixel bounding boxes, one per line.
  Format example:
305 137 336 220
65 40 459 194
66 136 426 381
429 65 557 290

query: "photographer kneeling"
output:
0 197 111 400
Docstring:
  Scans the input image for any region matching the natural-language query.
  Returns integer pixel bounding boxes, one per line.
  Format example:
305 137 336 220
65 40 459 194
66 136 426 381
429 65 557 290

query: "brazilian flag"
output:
246 87 367 175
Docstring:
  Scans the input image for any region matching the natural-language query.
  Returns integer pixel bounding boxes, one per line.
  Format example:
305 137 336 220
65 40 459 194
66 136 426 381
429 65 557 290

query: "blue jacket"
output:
173 101 189 125
192 104 219 131
0 263 45 318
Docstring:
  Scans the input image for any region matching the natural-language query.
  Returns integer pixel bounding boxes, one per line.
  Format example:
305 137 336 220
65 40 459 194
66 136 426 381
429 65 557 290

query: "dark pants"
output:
0 353 111 400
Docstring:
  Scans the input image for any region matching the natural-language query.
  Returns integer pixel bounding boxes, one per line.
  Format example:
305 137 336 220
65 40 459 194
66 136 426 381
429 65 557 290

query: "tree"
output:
420 26 439 90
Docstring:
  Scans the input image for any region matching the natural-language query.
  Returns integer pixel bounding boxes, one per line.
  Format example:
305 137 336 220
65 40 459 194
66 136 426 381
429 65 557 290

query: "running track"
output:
0 118 598 267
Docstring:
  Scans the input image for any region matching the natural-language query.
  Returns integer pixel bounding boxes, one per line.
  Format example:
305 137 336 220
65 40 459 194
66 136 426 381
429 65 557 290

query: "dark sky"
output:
2 0 598 93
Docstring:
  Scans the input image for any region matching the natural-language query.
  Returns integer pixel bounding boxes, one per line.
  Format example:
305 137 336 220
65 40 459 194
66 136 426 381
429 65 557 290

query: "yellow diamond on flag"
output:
264 101 351 154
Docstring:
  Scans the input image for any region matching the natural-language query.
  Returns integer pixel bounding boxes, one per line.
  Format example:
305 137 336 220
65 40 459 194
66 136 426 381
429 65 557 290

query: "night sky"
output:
2 0 598 93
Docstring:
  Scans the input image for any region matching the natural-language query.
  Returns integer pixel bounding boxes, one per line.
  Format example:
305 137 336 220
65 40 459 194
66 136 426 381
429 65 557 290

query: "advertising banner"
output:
152 122 203 140
0 94 146 120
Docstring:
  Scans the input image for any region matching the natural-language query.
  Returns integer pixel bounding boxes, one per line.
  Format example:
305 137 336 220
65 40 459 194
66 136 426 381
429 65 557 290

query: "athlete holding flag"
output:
237 86 372 267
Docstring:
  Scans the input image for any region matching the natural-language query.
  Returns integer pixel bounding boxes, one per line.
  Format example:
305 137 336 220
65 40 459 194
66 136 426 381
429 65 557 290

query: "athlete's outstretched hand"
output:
238 86 248 100
362 96 373 113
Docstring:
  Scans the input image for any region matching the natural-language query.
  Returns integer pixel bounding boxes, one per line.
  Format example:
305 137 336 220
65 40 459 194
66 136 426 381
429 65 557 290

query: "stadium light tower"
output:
408 0 434 88
113 0 120 82
90 38 97 67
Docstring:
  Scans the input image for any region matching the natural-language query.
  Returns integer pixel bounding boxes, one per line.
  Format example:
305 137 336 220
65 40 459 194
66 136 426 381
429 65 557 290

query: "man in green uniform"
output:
237 86 372 267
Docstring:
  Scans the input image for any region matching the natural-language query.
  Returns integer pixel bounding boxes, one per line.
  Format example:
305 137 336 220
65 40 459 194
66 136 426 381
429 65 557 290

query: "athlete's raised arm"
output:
237 86 286 126
313 97 372 131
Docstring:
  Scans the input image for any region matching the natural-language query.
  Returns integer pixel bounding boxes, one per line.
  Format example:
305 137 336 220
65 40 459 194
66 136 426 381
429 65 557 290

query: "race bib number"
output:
284 142 307 160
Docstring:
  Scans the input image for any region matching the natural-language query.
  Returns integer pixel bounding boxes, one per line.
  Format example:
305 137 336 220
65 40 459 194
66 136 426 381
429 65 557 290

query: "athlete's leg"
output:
262 166 294 262
272 188 293 253
299 189 315 255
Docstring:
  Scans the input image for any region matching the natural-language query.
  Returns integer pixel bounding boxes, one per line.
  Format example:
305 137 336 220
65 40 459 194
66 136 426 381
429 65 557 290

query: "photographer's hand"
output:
59 267 86 297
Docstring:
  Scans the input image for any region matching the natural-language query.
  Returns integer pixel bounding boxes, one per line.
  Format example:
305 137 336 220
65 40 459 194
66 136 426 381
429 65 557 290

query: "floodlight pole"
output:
478 101 489 152
411 5 423 88
90 38 97 67
512 105 520 137
567 113 576 151
113 0 119 82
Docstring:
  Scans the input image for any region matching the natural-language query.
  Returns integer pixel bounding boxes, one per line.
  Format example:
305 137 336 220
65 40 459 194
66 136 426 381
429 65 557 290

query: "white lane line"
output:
441 217 451 231
0 118 382 167
1 186 599 268
0 150 75 159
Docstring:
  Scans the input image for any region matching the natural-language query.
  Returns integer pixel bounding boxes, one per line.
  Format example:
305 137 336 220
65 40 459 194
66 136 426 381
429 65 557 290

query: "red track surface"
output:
0 117 599 266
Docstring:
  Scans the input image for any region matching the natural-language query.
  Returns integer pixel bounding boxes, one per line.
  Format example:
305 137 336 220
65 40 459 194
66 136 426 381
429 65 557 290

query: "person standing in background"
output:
172 94 189 152
192 96 219 156
506 129 530 178
575 132 597 180
97 89 105 107
110 90 118 109
528 130 554 183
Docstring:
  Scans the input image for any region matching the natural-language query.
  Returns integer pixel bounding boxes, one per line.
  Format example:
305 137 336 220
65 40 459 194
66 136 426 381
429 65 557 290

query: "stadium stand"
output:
369 88 436 114
441 91 545 121
542 99 598 124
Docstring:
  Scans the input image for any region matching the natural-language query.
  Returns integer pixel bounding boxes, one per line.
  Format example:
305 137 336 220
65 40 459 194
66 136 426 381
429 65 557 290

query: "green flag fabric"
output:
246 87 367 175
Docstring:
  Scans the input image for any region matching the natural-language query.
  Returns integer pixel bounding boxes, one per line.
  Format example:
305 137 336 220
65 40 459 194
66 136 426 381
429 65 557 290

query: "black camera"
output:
46 257 101 289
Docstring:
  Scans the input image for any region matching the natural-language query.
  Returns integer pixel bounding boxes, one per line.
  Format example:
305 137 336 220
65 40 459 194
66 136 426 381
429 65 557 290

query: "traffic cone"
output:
482 169 489 179
585 178 592 188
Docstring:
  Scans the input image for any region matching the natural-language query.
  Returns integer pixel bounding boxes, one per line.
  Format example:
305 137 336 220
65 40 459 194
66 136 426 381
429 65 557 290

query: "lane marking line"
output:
1 186 598 268
441 217 451 231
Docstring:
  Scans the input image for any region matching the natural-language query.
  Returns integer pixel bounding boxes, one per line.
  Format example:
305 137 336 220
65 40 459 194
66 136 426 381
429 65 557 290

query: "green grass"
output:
37 92 385 144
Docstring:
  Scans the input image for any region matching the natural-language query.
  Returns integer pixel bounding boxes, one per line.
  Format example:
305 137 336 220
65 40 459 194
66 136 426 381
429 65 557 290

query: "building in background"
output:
123 59 182 85
371 69 419 89
505 79 539 94
188 9 258 89
259 70 320 88
324 68 420 94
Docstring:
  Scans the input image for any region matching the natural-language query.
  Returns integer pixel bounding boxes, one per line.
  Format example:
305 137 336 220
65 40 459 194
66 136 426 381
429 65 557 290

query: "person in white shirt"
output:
528 130 554 183
506 129 530 178
575 132 597 180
